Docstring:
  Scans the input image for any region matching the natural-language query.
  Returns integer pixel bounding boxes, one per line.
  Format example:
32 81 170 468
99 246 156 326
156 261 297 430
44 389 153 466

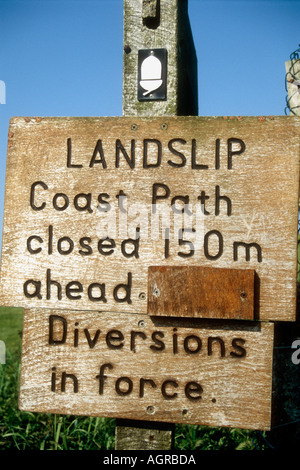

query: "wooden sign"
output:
0 116 299 321
19 308 274 430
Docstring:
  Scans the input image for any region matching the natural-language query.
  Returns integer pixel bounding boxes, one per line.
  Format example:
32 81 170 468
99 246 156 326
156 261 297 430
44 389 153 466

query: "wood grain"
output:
0 116 299 321
19 308 274 430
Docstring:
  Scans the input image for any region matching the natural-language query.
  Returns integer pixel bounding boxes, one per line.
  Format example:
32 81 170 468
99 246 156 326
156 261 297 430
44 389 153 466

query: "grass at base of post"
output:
174 424 268 450
0 351 116 450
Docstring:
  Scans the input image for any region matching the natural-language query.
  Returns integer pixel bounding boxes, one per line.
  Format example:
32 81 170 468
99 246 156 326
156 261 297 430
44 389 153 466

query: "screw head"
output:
146 405 155 414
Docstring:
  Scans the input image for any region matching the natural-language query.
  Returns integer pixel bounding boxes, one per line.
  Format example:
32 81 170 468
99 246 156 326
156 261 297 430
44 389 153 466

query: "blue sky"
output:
0 0 299 251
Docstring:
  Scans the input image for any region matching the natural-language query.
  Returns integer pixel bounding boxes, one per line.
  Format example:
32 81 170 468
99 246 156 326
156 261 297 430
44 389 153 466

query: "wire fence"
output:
285 44 300 116
285 46 300 285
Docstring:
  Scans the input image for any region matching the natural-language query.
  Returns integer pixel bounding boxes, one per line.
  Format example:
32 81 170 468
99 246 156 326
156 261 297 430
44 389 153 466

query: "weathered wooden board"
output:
148 266 255 319
0 116 299 321
19 308 274 430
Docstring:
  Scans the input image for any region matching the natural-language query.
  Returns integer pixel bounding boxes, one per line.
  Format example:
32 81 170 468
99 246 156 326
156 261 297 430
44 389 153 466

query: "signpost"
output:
0 0 299 451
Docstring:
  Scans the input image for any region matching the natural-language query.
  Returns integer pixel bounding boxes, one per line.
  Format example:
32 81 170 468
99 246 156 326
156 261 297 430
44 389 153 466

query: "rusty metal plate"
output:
148 266 255 320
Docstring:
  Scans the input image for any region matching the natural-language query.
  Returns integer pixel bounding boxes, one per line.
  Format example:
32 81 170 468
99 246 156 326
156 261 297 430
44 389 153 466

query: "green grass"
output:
174 424 267 450
0 307 268 450
0 307 23 352
0 350 116 450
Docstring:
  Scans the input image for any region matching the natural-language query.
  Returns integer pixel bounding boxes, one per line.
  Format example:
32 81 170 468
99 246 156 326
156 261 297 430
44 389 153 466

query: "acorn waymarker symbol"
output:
138 49 167 101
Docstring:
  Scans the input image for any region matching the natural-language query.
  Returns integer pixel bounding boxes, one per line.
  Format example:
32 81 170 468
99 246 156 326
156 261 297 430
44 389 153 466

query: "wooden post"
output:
115 0 198 450
122 0 198 117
